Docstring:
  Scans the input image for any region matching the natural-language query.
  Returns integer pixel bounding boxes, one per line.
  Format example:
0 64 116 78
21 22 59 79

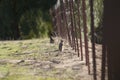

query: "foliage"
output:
0 0 57 40
77 0 103 42
19 9 52 39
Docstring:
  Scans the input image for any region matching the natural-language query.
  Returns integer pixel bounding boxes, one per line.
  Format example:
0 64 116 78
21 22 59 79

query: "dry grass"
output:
0 38 103 80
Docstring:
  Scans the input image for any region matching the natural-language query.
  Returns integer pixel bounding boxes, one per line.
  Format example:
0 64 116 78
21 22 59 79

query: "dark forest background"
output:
0 0 57 40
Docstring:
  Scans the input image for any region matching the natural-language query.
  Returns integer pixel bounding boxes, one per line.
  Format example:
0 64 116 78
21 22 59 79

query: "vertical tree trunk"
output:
60 0 67 39
55 8 61 37
103 0 120 80
77 0 83 60
62 0 71 45
11 18 20 40
69 0 76 50
89 0 97 79
12 0 20 40
71 0 80 57
82 0 90 74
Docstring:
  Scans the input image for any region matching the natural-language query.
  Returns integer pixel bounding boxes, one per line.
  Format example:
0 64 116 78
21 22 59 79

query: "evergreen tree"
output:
0 0 57 40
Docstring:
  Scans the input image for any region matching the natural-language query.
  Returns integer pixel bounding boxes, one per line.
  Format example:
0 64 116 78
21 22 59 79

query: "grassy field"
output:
0 38 58 59
0 38 62 80
0 38 99 80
